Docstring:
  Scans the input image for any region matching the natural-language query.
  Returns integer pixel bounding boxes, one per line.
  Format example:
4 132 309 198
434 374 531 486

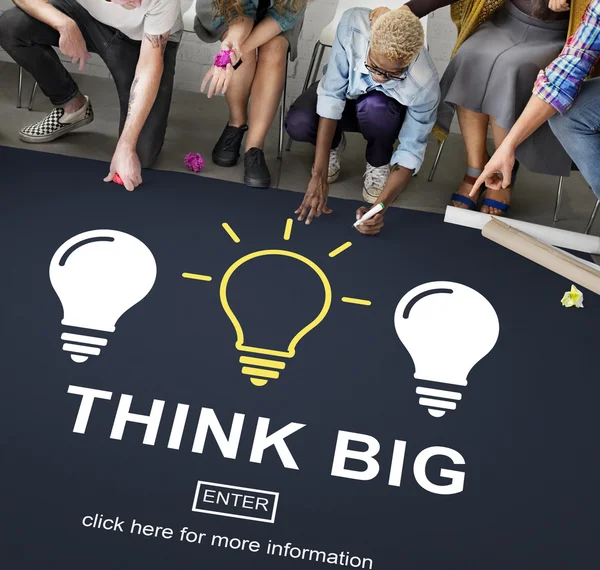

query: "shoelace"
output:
329 150 340 171
247 150 263 169
222 129 242 151
364 165 388 189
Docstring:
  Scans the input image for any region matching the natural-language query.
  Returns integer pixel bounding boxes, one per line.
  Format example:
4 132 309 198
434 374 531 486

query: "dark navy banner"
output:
0 146 597 570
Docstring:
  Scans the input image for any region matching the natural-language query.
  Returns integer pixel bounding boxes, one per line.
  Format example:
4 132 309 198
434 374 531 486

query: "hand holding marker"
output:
354 203 385 228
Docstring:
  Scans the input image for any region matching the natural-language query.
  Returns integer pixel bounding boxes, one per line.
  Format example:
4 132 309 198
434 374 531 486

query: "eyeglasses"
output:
364 62 407 81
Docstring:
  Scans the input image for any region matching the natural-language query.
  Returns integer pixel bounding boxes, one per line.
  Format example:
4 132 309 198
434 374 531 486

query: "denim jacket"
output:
212 0 305 33
317 8 440 172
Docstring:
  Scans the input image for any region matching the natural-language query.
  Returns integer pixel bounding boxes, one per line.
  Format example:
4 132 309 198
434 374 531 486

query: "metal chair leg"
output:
313 43 326 86
17 66 23 108
28 82 39 111
287 41 322 152
278 57 289 160
553 176 564 223
584 200 599 235
304 42 321 92
428 138 446 182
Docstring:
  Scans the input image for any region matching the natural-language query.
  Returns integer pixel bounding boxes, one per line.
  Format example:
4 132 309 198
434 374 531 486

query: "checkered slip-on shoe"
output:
19 96 94 144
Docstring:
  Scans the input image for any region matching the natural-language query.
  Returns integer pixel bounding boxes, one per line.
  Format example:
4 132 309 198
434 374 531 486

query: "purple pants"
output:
285 82 406 167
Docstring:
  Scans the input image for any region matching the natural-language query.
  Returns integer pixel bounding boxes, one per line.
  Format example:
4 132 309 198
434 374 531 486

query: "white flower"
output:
561 285 584 308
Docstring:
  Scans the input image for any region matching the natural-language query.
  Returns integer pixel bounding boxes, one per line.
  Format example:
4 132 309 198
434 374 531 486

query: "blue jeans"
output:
549 78 600 200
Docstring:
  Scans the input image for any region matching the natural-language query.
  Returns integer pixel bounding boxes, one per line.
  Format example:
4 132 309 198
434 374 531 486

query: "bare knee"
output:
258 36 289 65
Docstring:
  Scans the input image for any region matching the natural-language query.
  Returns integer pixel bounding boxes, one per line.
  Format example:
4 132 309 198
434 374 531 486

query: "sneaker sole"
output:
328 170 340 184
362 188 379 204
19 115 94 144
244 175 271 188
212 153 240 168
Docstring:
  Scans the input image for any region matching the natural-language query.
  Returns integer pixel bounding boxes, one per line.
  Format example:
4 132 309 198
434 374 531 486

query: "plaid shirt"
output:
534 0 600 114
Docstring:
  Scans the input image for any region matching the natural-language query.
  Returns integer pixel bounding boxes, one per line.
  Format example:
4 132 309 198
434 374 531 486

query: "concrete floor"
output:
1 61 598 236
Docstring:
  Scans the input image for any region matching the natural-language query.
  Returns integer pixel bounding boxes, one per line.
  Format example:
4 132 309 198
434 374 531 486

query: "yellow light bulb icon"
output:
220 249 332 387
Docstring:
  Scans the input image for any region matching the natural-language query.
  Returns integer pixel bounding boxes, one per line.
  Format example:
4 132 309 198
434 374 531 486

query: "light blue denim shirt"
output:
317 8 440 172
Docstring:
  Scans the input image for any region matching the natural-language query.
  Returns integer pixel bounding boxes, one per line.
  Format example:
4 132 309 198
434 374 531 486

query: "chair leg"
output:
304 42 321 92
28 82 39 111
278 57 289 160
287 41 321 153
428 139 446 182
313 43 326 85
553 176 564 223
584 200 599 235
17 66 23 109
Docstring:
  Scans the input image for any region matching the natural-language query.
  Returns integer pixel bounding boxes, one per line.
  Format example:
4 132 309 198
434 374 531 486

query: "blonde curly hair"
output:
213 0 307 23
371 9 424 66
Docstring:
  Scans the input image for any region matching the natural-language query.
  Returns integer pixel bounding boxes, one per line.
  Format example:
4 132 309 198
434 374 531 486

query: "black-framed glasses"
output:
364 62 407 81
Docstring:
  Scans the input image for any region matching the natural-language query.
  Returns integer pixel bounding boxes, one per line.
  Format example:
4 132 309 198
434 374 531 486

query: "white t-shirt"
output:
77 0 183 42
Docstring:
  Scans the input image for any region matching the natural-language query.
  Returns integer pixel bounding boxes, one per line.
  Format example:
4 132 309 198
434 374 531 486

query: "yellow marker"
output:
284 218 293 241
182 273 213 282
220 249 332 387
222 223 240 243
341 297 372 306
329 241 352 258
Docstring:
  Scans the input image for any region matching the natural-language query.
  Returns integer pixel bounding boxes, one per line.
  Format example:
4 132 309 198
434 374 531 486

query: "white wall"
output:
0 0 457 110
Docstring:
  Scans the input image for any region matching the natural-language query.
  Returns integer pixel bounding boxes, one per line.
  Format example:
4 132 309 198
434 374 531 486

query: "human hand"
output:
548 0 570 12
201 40 241 98
470 142 516 196
295 172 332 224
58 19 91 71
104 143 142 192
370 6 391 25
354 206 384 235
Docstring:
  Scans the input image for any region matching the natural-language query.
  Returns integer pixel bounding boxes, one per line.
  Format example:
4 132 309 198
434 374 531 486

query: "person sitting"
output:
285 8 440 235
0 0 182 191
392 0 591 216
195 0 307 188
470 0 600 205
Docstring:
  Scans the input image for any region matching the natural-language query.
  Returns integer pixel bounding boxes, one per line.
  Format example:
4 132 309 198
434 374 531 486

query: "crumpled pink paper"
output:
214 49 234 68
185 153 205 173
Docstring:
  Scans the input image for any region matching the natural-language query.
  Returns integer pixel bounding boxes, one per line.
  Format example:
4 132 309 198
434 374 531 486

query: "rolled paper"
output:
444 206 600 255
214 49 234 68
482 218 600 296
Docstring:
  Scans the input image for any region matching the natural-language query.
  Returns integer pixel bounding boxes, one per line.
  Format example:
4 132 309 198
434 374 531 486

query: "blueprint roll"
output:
445 206 600 255
482 219 600 296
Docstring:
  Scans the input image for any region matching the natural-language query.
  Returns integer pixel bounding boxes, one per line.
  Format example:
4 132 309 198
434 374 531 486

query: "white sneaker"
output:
19 95 94 144
362 162 390 204
328 133 346 183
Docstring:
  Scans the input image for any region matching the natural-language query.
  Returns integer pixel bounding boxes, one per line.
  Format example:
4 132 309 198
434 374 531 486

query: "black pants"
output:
0 0 178 168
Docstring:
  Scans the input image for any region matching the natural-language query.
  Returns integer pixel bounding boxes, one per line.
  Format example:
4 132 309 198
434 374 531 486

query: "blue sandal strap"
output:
451 193 477 210
482 198 510 212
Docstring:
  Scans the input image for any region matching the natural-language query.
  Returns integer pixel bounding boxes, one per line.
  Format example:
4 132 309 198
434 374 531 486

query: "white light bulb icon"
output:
394 282 499 417
49 230 157 363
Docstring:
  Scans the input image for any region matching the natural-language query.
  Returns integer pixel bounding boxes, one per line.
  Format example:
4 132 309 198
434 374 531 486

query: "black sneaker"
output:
244 148 271 188
212 124 248 167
